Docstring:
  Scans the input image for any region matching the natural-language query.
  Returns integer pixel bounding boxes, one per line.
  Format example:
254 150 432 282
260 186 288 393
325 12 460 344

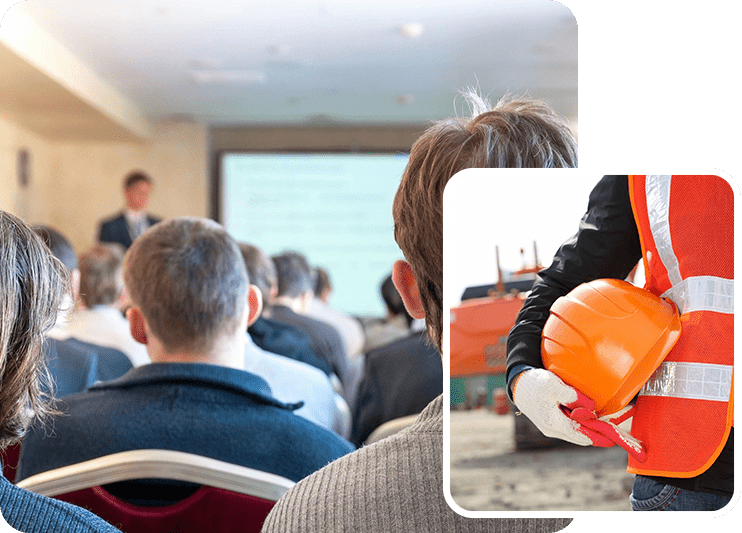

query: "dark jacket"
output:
269 306 353 388
44 337 133 397
351 331 442 447
249 316 333 376
18 363 354 482
98 212 161 249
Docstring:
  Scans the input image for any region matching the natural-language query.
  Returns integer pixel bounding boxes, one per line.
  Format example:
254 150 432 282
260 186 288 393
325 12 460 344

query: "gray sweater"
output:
262 395 572 532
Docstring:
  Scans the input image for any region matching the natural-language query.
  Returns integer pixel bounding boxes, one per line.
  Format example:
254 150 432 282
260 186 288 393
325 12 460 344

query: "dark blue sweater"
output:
18 363 354 482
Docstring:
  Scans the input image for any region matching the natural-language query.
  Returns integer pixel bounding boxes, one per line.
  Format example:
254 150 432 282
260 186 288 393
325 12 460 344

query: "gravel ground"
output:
449 407 635 511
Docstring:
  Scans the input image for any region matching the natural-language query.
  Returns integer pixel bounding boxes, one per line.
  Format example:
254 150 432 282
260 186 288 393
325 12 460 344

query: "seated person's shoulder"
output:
1 483 121 532
262 409 566 533
277 407 355 454
262 412 441 531
98 212 124 227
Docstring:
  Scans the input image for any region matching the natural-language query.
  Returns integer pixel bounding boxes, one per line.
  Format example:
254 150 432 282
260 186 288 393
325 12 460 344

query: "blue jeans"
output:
630 475 732 511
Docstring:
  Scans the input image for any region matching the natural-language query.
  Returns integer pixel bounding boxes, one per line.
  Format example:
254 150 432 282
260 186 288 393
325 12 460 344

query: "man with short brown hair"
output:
98 170 161 250
18 217 354 488
68 244 149 367
261 92 577 532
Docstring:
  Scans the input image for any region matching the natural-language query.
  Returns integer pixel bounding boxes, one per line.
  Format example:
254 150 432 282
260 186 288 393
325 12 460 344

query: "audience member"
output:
362 273 418 352
18 217 354 488
98 170 161 250
0 210 122 532
34 226 133 396
306 267 366 359
351 329 443 447
238 244 352 438
67 244 150 367
261 92 577 532
269 252 363 404
243 245 335 378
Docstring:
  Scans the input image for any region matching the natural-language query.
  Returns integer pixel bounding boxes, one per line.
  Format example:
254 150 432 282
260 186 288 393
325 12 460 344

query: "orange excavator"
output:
450 243 567 449
450 243 541 410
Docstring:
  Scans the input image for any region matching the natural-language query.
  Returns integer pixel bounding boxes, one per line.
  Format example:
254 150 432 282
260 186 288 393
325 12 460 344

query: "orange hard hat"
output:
542 278 681 417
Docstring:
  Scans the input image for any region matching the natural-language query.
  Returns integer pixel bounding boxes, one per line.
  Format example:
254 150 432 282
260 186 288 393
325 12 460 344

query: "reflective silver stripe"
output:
640 362 733 402
646 175 683 286
662 276 734 315
644 176 734 315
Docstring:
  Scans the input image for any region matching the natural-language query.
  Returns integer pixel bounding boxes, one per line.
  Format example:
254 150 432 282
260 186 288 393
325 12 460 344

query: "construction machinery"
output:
449 243 566 449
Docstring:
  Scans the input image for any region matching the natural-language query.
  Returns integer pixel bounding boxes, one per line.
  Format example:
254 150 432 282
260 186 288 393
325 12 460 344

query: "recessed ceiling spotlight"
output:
189 70 266 84
399 23 424 39
267 44 293 56
189 58 223 70
396 94 415 106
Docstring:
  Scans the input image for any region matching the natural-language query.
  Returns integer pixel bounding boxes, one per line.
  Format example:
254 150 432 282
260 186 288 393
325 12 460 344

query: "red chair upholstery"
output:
58 484 275 533
17 450 295 533
1 443 22 483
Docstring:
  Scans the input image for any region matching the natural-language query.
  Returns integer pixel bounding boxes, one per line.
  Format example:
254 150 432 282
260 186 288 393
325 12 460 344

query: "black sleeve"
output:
505 176 643 383
350 356 382 447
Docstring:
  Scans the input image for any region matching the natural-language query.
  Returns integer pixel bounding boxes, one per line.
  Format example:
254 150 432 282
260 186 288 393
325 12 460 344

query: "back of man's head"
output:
238 243 277 306
272 251 314 300
314 267 332 300
123 217 248 354
78 244 125 308
33 226 78 273
393 91 577 349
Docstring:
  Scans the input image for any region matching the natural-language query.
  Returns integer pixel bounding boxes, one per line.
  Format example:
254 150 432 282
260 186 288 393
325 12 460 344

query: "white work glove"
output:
512 368 646 462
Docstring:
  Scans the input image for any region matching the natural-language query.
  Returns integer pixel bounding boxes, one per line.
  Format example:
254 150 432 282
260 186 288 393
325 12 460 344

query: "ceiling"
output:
3 0 576 134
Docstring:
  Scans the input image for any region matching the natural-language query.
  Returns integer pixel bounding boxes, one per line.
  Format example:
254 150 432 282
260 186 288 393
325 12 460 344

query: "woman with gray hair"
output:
0 210 121 532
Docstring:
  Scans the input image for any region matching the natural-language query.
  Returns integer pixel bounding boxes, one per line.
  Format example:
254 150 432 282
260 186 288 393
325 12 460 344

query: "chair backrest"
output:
333 393 352 439
17 449 295 533
364 414 419 445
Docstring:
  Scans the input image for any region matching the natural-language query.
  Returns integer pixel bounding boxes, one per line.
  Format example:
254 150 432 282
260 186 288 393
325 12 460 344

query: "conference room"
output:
0 1 576 532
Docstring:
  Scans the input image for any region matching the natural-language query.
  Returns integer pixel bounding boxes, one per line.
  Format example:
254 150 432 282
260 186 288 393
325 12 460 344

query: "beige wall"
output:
0 114 55 224
2 116 422 256
1 115 208 255
50 119 209 253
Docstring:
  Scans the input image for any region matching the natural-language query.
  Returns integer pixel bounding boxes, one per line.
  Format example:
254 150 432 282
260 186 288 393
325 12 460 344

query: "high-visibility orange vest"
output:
627 175 734 477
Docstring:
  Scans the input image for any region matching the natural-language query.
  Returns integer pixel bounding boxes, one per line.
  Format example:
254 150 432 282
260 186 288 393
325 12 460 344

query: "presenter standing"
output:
98 171 161 250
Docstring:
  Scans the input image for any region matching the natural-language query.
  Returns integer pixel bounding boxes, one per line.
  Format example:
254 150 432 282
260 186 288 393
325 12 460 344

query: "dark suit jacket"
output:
18 363 354 483
98 212 161 249
351 331 443 446
269 306 350 386
248 316 333 377
44 337 133 397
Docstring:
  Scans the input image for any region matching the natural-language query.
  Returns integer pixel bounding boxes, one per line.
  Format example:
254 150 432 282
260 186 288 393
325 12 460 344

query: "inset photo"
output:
443 172 734 514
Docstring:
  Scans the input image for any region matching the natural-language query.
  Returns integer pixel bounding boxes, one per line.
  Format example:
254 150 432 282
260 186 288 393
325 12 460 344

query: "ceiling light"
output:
189 70 266 84
399 23 424 39
396 94 415 106
267 44 293 56
189 58 223 70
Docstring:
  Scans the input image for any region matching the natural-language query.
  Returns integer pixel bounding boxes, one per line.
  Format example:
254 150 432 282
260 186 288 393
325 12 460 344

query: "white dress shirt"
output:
243 334 350 438
67 305 150 367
